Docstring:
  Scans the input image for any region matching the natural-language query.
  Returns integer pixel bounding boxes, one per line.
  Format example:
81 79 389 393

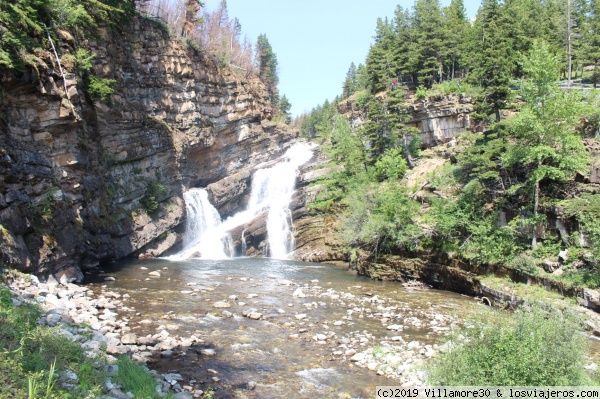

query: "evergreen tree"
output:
279 95 292 124
588 0 600 86
412 0 445 86
443 0 468 79
392 5 415 82
504 41 591 248
342 62 360 98
366 18 396 92
469 0 513 122
182 0 204 37
256 33 279 106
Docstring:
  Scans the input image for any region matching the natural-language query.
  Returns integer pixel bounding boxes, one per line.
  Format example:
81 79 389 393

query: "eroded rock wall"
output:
0 17 296 279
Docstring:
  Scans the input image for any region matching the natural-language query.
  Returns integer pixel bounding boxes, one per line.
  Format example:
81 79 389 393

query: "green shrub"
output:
116 356 161 398
355 90 371 108
427 307 593 385
415 86 429 100
140 181 168 214
86 75 116 104
374 147 408 181
510 253 538 275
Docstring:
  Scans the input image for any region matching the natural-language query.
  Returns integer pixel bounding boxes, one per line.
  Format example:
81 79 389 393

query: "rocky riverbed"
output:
5 257 600 399
80 257 487 398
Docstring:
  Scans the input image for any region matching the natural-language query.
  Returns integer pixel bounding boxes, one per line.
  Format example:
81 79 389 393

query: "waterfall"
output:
172 142 315 260
168 189 229 260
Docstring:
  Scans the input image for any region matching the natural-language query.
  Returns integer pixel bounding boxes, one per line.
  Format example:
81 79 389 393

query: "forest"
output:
299 0 600 287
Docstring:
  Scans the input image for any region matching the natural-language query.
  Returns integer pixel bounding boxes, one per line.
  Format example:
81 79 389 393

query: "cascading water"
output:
173 142 315 260
168 189 229 260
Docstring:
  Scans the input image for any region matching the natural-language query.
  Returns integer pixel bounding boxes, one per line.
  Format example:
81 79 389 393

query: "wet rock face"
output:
0 17 296 276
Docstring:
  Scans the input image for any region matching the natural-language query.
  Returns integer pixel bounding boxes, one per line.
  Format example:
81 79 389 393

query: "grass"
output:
116 356 170 399
427 306 596 385
479 275 576 308
0 274 171 398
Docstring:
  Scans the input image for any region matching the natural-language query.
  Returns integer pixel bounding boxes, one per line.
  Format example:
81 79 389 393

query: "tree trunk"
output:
531 180 540 249
494 106 501 123
403 135 415 168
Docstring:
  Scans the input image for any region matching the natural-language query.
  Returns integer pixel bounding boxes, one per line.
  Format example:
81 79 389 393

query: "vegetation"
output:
301 6 600 290
427 307 594 385
140 180 168 214
0 0 134 71
0 282 105 398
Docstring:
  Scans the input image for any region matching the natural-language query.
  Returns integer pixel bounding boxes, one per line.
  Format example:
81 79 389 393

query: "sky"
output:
206 0 481 117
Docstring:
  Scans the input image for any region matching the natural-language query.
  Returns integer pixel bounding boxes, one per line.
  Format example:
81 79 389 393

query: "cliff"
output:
0 16 297 280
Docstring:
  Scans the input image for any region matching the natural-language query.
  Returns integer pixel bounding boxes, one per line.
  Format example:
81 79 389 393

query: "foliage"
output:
116 356 163 399
256 33 279 107
427 307 593 385
510 253 539 275
0 283 105 397
339 181 422 254
562 193 600 259
140 180 168 214
0 0 133 71
85 75 116 104
374 147 408 181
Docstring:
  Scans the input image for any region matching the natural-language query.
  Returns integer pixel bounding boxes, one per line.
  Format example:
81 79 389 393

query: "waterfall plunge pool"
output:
90 257 487 398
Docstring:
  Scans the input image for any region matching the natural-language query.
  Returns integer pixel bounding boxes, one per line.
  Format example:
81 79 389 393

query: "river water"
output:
90 257 486 398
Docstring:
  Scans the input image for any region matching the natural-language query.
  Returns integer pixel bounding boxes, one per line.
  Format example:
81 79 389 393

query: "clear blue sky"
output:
206 1 480 117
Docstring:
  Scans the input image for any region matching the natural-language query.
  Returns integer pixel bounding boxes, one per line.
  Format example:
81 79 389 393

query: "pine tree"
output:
279 95 292 124
392 5 415 83
588 0 600 86
342 62 359 98
256 33 279 106
365 18 396 93
412 0 445 86
443 0 468 79
182 0 204 37
469 0 513 122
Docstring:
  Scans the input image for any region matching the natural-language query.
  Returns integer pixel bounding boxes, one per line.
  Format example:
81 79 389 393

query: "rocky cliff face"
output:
0 17 296 279
336 93 473 148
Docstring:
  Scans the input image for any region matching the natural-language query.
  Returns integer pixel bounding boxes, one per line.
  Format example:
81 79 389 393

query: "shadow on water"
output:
87 257 485 398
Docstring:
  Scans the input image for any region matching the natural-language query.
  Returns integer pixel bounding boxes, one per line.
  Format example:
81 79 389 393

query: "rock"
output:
60 370 78 383
543 259 560 272
278 280 293 286
295 314 307 320
173 393 193 399
293 288 306 297
46 313 63 326
121 333 138 345
104 277 116 282
161 350 174 358
148 271 161 277
350 353 365 362
213 301 231 308
200 348 216 356
105 365 119 377
559 249 569 262
386 324 403 331
245 312 262 320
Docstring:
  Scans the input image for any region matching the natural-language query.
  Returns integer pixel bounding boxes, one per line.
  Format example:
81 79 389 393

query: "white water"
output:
172 142 316 260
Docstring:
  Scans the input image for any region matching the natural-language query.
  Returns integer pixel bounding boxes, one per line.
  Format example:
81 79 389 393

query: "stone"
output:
121 333 138 344
213 301 231 308
148 271 161 277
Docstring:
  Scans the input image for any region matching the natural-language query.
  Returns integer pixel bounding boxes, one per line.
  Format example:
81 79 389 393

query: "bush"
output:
86 75 116 104
427 307 593 385
140 181 168 214
415 86 429 100
374 147 408 181
510 253 538 275
116 356 163 399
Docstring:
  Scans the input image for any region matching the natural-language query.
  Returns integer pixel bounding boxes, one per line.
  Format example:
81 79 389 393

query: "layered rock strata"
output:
0 17 296 278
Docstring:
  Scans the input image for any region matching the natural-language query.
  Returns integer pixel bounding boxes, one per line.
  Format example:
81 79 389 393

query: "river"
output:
89 257 485 398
